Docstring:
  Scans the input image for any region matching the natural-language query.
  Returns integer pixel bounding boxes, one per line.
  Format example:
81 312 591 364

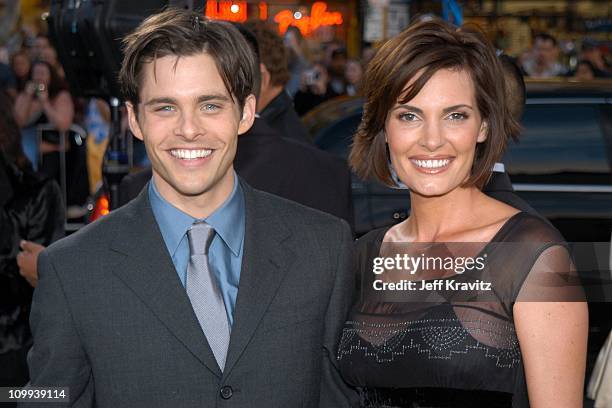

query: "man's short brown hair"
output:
119 8 255 109
349 18 520 189
245 21 290 87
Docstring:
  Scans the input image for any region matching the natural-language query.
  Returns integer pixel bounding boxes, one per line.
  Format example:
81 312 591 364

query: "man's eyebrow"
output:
143 94 231 107
143 97 177 107
196 94 231 104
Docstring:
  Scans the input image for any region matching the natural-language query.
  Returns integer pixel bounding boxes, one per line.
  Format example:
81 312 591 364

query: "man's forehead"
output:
139 53 232 98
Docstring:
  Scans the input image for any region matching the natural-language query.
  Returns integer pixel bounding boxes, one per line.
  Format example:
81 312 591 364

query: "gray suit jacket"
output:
23 180 357 407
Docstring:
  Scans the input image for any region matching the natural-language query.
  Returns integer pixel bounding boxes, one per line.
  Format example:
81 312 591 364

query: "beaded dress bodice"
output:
338 213 579 408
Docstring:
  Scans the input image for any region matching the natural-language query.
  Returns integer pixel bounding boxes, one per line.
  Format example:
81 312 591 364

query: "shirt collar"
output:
149 173 245 257
205 175 245 256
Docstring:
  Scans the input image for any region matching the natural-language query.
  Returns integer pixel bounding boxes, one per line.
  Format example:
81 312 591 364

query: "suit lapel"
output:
109 188 222 377
222 182 295 378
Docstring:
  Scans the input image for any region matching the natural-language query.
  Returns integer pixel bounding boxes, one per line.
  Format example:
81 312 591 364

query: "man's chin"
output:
174 183 215 198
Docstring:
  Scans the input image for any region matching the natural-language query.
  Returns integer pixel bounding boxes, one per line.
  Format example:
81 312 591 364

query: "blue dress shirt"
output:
148 174 245 325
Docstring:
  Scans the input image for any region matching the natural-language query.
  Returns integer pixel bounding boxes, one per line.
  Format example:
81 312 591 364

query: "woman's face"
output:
385 68 487 197
32 63 51 85
40 46 58 65
12 54 30 78
345 61 362 85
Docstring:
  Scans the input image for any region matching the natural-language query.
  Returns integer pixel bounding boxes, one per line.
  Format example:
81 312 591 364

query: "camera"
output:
304 68 321 86
35 83 46 95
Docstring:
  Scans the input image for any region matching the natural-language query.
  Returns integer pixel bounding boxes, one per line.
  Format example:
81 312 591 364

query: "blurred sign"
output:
204 1 343 37
364 0 409 42
205 0 248 22
274 2 343 36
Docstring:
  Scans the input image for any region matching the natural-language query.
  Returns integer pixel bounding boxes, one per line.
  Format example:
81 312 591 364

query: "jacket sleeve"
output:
25 179 65 246
319 220 360 407
20 250 94 408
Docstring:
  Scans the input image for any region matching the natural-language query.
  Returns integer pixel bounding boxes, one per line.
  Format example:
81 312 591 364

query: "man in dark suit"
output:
24 9 356 408
118 23 353 227
245 21 312 146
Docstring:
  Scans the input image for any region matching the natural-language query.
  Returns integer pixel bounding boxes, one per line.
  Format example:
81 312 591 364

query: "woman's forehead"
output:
397 68 475 104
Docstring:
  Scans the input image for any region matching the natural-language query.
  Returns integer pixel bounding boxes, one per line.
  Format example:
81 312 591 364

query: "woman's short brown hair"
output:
349 18 520 189
119 8 255 110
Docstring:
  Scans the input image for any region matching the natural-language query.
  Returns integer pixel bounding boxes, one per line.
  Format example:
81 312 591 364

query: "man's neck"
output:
152 170 235 219
257 85 284 113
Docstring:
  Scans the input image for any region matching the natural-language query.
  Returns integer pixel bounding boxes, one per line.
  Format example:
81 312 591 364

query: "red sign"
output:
205 1 344 37
274 2 343 36
205 1 248 23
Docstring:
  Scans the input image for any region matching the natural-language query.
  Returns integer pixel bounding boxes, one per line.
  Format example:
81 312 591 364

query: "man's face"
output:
534 38 558 66
126 52 255 211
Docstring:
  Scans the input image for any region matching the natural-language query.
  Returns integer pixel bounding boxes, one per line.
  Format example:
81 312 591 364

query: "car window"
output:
503 104 611 175
314 112 361 159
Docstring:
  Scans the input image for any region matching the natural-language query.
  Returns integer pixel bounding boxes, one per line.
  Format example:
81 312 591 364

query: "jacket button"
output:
220 385 233 400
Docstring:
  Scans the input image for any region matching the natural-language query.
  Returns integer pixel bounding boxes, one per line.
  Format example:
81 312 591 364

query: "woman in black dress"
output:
338 19 587 408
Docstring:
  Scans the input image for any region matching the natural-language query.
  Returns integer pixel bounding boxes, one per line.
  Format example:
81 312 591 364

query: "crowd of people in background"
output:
0 19 608 231
0 11 610 402
0 26 609 193
519 33 612 80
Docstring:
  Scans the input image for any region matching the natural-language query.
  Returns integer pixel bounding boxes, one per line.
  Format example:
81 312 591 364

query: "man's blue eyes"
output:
155 104 220 112
202 104 219 111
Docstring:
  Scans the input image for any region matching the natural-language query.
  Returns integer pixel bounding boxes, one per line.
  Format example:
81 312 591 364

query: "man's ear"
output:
477 120 488 143
125 102 144 142
238 94 256 136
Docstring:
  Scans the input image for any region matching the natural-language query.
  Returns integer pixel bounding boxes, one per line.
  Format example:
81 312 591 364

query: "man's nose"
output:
177 112 203 140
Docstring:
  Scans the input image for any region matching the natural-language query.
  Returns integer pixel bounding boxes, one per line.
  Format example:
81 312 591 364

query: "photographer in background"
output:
294 62 339 116
14 60 74 171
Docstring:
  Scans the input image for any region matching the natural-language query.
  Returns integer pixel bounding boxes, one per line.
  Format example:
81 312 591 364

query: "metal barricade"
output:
36 123 88 232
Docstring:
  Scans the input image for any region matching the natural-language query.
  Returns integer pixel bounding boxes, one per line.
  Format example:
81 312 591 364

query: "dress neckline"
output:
373 211 527 249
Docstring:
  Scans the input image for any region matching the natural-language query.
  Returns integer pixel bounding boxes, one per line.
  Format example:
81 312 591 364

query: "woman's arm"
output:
40 90 74 132
514 246 588 408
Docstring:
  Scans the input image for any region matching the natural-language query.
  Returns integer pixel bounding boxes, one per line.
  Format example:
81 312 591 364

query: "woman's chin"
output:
408 183 456 198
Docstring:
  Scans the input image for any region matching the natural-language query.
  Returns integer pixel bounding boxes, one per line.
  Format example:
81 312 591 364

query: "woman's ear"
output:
477 120 488 143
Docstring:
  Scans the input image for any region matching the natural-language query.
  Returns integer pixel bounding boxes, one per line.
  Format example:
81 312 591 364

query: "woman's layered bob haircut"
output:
349 18 521 189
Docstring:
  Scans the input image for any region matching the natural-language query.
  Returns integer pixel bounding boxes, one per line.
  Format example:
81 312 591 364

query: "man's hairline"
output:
129 49 247 117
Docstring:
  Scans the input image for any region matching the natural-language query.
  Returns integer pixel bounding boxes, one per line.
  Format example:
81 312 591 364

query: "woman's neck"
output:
402 186 484 242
